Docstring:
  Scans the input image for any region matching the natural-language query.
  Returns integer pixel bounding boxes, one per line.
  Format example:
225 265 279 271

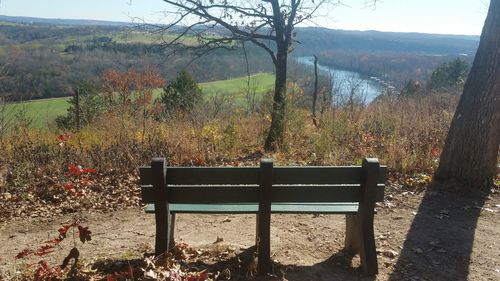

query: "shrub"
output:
427 58 469 90
55 81 103 130
159 70 202 117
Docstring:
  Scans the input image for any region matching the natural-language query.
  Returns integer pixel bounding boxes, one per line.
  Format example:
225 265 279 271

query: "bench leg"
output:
257 211 271 275
345 214 361 253
344 213 378 275
169 213 176 248
155 210 171 256
255 214 259 246
257 159 273 275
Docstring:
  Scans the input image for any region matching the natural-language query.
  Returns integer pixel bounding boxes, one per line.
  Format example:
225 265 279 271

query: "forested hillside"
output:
295 27 479 86
0 21 272 101
0 16 479 101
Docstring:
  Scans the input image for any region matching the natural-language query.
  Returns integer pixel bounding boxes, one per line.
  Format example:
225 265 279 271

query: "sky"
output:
0 0 489 35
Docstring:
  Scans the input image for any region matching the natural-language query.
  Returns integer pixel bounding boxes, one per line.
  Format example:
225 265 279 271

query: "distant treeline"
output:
295 27 479 56
0 24 272 101
294 27 478 87
311 50 473 87
0 22 480 101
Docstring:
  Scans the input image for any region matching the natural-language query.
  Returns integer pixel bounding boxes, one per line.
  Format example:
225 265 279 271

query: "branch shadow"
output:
178 246 376 281
387 185 489 281
277 250 377 281
90 245 376 280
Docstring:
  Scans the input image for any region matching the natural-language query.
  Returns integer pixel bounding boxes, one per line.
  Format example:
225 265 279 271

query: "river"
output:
295 56 384 103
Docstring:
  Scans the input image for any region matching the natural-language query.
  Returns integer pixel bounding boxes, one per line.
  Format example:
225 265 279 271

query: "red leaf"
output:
34 260 57 281
193 157 206 166
187 273 209 281
43 238 63 245
82 178 93 185
82 168 97 174
34 248 55 257
34 244 56 257
58 224 73 239
63 183 75 191
57 133 71 143
68 165 82 176
431 147 440 157
16 249 33 259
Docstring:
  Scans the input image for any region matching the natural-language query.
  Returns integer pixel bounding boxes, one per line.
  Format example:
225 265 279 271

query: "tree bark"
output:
264 0 292 151
435 0 500 189
264 51 288 151
75 86 80 132
312 55 319 127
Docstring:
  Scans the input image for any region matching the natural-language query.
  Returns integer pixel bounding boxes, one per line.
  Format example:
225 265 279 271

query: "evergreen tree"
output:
159 70 202 116
56 81 103 129
427 58 470 90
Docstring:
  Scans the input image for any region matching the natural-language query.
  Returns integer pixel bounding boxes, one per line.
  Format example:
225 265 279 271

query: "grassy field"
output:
3 73 275 129
202 72 275 102
4 98 72 129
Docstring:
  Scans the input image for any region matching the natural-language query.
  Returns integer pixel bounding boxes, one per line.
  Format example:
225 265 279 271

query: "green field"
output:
202 73 275 101
3 73 275 129
4 98 72 129
112 32 199 45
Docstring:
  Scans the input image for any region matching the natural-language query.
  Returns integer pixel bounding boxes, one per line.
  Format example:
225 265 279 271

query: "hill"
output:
295 27 479 56
0 15 131 27
0 15 481 99
1 15 479 55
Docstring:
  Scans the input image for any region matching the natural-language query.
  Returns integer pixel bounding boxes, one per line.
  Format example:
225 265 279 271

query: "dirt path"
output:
1 190 499 280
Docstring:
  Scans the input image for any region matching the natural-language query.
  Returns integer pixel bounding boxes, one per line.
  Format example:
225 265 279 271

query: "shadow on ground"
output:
177 246 377 281
387 186 488 281
277 251 376 281
88 186 490 281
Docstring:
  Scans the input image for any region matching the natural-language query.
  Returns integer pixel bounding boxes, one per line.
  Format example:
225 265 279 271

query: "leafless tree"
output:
156 0 339 150
0 64 14 141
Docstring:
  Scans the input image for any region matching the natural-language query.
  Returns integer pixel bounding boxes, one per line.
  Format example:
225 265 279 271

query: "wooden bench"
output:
139 158 386 275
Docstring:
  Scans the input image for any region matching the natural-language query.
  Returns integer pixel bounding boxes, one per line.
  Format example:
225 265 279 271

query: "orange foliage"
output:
101 66 165 111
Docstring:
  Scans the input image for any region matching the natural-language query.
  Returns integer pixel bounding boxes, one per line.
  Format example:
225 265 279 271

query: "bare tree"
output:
312 55 319 127
0 64 14 141
156 0 338 150
435 0 500 189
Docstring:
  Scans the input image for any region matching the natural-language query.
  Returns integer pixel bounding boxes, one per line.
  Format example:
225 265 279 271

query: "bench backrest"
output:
140 158 386 205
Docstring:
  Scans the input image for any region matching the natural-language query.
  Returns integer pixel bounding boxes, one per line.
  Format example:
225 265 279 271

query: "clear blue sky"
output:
0 0 489 35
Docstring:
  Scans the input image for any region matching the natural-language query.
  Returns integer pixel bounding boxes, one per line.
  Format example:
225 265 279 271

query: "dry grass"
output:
0 92 459 197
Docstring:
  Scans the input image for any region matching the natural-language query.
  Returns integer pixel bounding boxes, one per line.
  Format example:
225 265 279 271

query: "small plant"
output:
15 219 92 280
15 164 96 280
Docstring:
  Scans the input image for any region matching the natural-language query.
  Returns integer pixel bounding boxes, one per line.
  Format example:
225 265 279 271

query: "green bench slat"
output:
141 184 385 204
273 167 387 185
140 167 259 185
145 203 359 214
139 166 387 185
272 203 358 213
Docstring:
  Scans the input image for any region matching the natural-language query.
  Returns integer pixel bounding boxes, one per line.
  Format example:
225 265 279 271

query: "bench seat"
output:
145 202 359 214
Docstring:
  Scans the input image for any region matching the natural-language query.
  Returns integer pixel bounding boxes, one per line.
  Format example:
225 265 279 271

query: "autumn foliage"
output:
101 67 165 114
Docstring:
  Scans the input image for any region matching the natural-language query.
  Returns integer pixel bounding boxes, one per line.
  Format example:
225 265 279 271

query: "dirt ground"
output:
0 188 499 281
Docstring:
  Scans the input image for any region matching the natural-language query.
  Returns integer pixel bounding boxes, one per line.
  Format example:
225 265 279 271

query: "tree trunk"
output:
435 0 500 189
264 51 288 151
312 55 319 127
75 87 80 132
